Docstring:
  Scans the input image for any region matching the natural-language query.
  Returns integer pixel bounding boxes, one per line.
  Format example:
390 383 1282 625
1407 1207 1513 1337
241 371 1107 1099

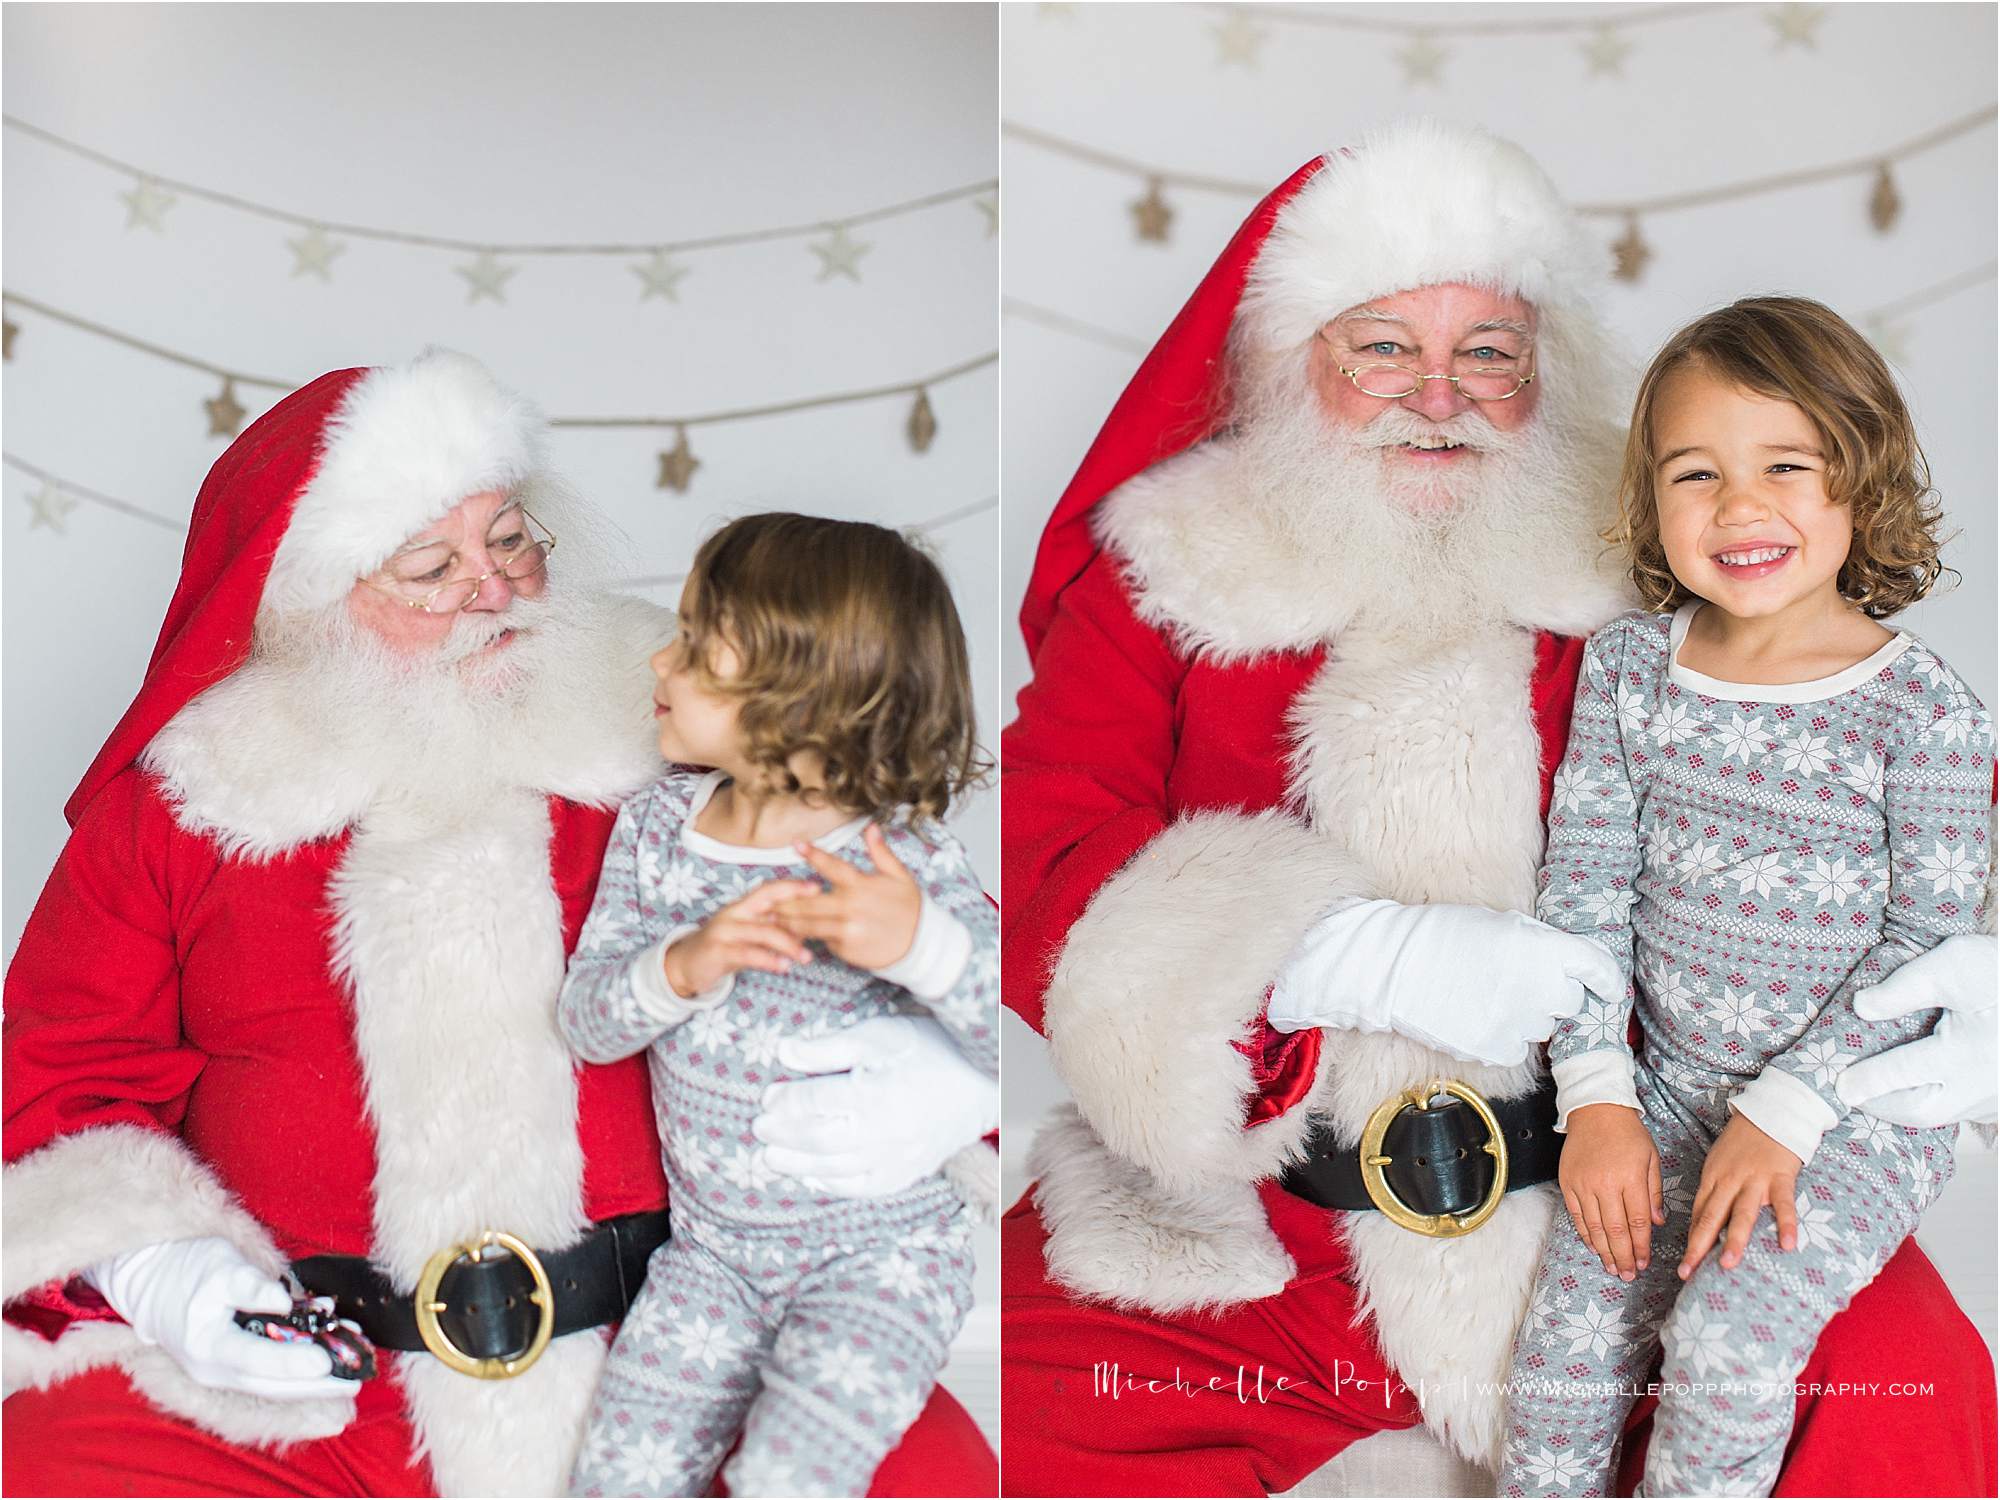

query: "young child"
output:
1498 298 1992 1497
559 513 996 1498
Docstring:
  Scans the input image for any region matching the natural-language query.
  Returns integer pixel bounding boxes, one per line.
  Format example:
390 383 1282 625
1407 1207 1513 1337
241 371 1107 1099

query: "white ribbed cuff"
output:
869 894 972 1001
1551 1050 1642 1132
631 927 734 1021
1728 1068 1839 1166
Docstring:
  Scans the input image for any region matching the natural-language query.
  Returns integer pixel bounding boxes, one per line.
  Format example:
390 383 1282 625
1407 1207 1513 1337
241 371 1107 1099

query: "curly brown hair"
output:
674 512 990 822
1610 295 1950 619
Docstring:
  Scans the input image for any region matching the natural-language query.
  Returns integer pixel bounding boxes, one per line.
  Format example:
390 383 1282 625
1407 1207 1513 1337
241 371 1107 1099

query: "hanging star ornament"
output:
1612 216 1653 282
1581 25 1632 77
121 177 176 231
26 481 78 533
288 225 346 280
1865 315 1911 365
205 378 247 438
1130 178 1173 243
656 425 701 492
809 226 871 283
455 251 517 305
1767 3 1824 49
1213 9 1267 68
1868 163 1901 233
1396 33 1448 87
2 318 16 361
907 389 937 454
974 194 997 238
631 250 691 302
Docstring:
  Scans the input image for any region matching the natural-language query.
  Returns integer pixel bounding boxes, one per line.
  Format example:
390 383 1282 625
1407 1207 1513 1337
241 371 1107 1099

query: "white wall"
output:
1000 0 1997 1353
1 0 999 1443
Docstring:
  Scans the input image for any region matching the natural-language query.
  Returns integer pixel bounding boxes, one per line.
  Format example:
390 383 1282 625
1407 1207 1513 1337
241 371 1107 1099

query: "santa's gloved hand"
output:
754 1015 997 1197
1267 898 1617 1067
1837 934 1997 1128
84 1237 352 1400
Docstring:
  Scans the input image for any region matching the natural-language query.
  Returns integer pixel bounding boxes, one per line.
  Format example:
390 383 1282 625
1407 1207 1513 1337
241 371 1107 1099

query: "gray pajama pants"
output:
570 1207 977 1498
1498 1055 1954 1498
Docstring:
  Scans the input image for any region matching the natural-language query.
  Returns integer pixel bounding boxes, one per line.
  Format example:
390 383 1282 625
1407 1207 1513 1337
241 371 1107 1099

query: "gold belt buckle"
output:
1357 1078 1510 1238
413 1229 555 1379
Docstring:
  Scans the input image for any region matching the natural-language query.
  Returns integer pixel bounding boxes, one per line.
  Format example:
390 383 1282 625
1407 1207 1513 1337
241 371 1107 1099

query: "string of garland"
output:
2 450 997 553
1042 4 1837 80
0 290 994 491
1000 261 1998 370
1002 107 1995 278
3 115 997 303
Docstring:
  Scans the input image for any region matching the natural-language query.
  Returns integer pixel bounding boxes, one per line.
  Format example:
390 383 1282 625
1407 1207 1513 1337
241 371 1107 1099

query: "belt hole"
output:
466 1302 479 1315
1415 1156 1427 1167
566 1279 578 1292
1456 1147 1467 1159
506 1295 517 1309
1518 1128 1532 1141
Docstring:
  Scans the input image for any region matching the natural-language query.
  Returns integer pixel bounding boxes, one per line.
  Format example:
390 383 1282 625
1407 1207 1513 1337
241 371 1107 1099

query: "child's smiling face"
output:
650 582 746 770
1650 364 1855 622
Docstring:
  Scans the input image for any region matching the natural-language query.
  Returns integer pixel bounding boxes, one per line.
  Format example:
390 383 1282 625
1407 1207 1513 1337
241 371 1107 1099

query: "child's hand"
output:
1559 1103 1666 1283
1679 1113 1802 1280
662 879 818 1000
773 825 922 970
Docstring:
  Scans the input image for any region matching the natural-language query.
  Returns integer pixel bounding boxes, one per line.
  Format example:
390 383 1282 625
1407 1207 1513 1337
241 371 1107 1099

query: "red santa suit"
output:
999 124 1996 1497
1 351 994 1497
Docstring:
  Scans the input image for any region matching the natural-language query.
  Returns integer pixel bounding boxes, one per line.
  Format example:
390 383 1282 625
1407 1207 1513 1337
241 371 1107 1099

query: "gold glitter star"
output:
288 225 346 280
1214 9 1266 68
2 318 16 361
1612 216 1652 282
907 390 937 454
1581 25 1632 77
1767 3 1825 49
1396 32 1448 86
656 426 701 492
1130 179 1173 243
632 250 691 302
455 251 517 305
809 225 872 283
26 481 78 533
120 177 176 231
205 378 247 438
1868 163 1901 233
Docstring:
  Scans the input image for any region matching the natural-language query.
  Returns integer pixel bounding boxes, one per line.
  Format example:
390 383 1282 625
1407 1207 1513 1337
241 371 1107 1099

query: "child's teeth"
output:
1719 547 1790 565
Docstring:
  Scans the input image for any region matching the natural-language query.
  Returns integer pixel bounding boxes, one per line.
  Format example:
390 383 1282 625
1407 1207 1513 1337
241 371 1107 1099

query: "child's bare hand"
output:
772 825 921 970
1560 1103 1667 1283
662 879 818 999
1679 1113 1802 1280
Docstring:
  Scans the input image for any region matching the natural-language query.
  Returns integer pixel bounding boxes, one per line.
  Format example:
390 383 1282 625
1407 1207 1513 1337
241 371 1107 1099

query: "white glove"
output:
1836 934 1998 1128
84 1236 352 1400
1267 898 1619 1068
753 1015 997 1197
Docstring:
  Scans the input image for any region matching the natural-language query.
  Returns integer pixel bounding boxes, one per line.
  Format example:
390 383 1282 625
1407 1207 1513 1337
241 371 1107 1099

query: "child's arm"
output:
557 787 812 1063
1728 674 1995 1168
780 824 998 1078
1539 622 1646 1130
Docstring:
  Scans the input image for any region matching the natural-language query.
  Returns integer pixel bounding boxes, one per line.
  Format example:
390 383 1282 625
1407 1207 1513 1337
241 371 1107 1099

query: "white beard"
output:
1232 374 1612 646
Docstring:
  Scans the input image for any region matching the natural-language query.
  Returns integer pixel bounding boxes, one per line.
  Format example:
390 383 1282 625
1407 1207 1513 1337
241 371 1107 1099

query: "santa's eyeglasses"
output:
360 509 558 615
1321 331 1538 402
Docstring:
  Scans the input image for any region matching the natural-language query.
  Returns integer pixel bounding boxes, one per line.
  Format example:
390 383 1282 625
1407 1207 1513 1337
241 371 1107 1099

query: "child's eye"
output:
1768 463 1803 473
1672 470 1716 483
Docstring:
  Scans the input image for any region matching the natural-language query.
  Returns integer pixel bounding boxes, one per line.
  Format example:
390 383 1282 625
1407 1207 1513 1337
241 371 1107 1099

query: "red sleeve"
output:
4 768 204 1333
1001 548 1186 1035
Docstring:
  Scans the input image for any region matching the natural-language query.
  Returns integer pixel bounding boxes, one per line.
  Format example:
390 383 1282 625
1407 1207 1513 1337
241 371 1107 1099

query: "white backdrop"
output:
1 1 999 1443
1000 0 1998 1356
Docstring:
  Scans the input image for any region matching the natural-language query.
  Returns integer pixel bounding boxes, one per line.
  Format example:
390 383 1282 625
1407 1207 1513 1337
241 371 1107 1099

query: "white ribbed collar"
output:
678 769 869 865
1667 602 1912 705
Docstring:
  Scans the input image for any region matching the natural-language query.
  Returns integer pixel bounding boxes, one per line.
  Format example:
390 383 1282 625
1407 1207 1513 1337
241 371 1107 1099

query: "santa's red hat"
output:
67 349 554 825
1020 117 1612 658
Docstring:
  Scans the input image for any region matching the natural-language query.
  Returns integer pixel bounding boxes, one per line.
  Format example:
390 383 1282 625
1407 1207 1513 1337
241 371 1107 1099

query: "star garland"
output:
1 289 995 478
4 115 995 302
1000 106 1996 278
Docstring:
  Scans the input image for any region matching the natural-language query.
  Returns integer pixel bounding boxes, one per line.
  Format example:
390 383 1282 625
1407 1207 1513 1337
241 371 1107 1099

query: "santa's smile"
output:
1389 438 1472 463
1710 543 1796 579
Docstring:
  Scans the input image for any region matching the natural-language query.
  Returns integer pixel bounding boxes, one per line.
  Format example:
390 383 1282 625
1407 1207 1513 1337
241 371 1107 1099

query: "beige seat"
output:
1281 1426 1496 1498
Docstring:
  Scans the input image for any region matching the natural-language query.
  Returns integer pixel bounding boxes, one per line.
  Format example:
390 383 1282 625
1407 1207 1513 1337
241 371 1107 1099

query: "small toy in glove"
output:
234 1294 377 1380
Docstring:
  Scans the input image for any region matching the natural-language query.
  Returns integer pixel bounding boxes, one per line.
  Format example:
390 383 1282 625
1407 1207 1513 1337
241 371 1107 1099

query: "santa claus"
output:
2 349 998 1495
1000 119 1996 1496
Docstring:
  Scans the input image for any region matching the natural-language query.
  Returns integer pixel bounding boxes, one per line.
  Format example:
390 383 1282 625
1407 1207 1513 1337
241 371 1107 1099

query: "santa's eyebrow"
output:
388 501 526 557
1330 311 1533 340
1467 318 1533 338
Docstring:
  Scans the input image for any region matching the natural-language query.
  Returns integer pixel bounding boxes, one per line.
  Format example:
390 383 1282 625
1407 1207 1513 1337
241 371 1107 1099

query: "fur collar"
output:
1092 434 1637 661
142 593 669 858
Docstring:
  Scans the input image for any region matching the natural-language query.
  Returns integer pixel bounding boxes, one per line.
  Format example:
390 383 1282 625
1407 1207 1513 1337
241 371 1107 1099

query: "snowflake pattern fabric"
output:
1497 1056 1952 1497
560 768 995 1496
1501 608 1988 1496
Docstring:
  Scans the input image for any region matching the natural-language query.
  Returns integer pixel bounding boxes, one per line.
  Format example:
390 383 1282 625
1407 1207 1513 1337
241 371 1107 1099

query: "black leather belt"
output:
1281 1080 1563 1219
292 1210 670 1363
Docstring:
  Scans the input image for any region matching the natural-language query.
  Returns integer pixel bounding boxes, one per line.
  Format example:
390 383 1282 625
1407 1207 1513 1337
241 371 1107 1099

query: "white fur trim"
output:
1093 436 1635 661
1 1124 353 1443
942 1140 1001 1224
142 592 669 860
1239 118 1608 355
1029 1105 1295 1314
264 349 551 615
1043 810 1373 1194
331 790 594 1493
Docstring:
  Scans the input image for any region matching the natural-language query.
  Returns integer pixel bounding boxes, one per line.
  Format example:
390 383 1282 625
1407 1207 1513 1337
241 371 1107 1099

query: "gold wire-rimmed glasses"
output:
1320 330 1538 402
360 507 558 615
